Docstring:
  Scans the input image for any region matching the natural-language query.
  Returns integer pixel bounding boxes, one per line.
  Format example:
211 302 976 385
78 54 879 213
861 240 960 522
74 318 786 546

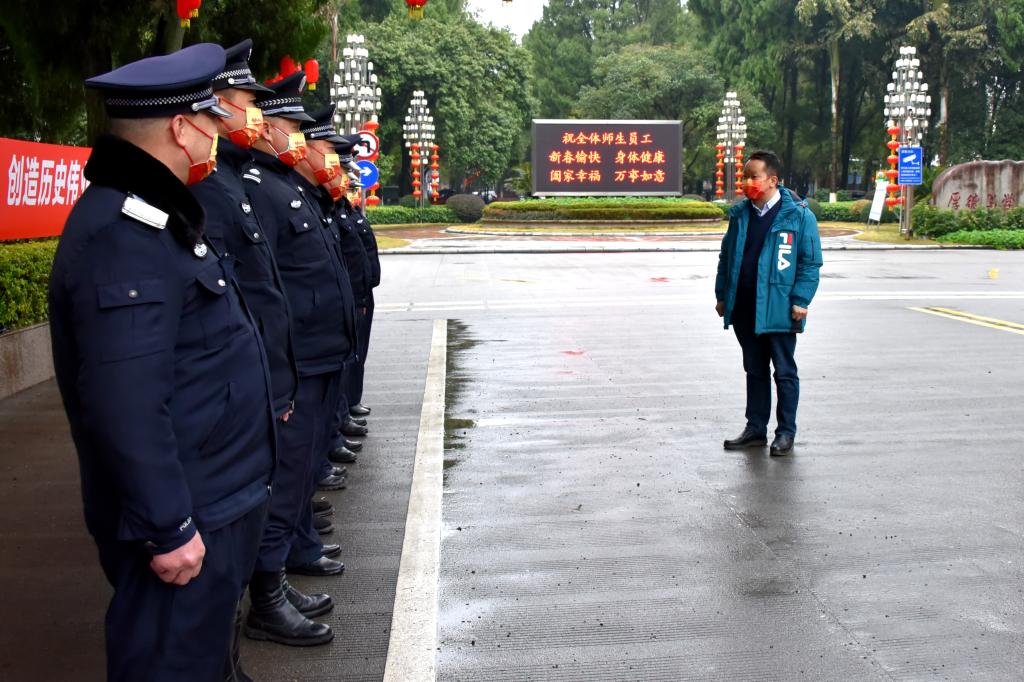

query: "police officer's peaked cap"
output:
334 133 362 156
253 72 314 122
85 43 231 119
212 39 274 94
300 104 346 144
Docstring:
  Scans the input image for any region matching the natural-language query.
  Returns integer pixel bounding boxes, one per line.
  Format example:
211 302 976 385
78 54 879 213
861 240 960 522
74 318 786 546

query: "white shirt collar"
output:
752 189 781 217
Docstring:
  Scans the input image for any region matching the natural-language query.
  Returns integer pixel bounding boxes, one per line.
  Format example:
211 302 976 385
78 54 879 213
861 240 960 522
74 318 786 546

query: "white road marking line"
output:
377 291 1024 314
383 319 447 682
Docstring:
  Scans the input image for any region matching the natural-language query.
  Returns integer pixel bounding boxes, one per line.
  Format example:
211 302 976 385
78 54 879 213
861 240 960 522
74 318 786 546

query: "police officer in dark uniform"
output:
247 73 357 585
189 41 335 651
48 44 275 682
338 135 382 424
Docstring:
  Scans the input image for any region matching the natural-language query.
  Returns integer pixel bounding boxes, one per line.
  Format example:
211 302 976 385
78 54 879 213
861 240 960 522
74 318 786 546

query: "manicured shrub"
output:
398 194 418 208
446 194 486 223
366 206 457 225
805 198 822 220
939 229 1024 249
0 239 58 332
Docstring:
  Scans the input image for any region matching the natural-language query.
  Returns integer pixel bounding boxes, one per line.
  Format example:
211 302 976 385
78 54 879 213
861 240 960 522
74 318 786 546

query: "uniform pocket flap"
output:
97 279 166 309
240 218 266 244
289 215 314 234
196 265 231 296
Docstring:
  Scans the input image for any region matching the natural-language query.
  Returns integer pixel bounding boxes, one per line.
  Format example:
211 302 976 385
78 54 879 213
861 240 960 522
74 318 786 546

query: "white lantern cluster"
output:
716 92 747 165
331 34 382 135
402 91 435 154
884 45 931 144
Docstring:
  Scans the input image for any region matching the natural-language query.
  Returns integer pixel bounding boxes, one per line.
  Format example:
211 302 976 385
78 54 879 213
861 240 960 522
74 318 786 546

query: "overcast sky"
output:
465 0 548 41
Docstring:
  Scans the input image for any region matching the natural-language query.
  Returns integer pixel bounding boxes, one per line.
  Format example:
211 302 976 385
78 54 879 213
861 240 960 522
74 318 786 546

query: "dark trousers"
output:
733 315 799 437
97 500 268 682
285 369 342 568
345 295 374 407
257 371 338 572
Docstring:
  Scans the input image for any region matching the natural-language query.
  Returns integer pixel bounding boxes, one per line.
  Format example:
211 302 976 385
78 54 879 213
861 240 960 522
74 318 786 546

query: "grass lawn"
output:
852 223 938 245
376 235 411 250
451 223 726 234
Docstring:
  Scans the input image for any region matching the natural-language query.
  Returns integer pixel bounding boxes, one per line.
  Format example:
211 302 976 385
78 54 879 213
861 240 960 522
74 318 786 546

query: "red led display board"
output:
531 120 682 196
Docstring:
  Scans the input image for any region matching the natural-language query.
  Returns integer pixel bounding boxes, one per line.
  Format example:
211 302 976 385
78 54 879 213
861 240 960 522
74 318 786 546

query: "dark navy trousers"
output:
732 309 799 437
285 369 342 568
344 295 374 407
258 371 339 572
97 500 268 682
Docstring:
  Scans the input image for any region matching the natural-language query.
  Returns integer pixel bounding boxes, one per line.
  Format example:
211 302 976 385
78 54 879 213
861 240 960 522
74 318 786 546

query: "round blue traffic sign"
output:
355 160 379 189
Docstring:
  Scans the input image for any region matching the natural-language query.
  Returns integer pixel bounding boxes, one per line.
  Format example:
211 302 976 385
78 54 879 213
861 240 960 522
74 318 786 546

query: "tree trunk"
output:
84 37 112 145
783 64 798 188
829 40 840 201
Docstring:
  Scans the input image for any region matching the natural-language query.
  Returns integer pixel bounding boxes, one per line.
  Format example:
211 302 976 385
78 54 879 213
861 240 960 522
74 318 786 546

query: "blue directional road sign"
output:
355 160 379 189
898 146 923 185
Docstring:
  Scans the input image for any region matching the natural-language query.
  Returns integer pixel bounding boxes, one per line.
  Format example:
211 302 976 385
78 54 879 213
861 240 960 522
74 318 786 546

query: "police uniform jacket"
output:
48 135 275 554
318 194 373 306
191 138 298 416
352 204 382 289
245 149 357 375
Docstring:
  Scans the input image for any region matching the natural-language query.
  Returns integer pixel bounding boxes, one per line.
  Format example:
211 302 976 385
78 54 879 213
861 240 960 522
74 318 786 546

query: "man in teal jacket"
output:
715 150 822 455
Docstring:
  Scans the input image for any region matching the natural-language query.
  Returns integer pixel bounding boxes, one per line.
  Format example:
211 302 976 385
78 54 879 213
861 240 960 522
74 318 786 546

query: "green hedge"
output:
446 194 487 223
483 197 722 222
365 206 457 224
912 205 1024 237
0 239 58 332
939 229 1024 249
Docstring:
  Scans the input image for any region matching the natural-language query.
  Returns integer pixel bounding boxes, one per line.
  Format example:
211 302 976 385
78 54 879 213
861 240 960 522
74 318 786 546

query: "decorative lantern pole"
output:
332 34 382 206
402 91 436 209
715 92 746 200
332 34 381 135
884 45 931 236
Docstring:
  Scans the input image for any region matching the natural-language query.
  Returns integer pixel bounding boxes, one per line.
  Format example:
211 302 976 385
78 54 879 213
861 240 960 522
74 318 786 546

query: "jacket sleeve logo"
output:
777 232 793 271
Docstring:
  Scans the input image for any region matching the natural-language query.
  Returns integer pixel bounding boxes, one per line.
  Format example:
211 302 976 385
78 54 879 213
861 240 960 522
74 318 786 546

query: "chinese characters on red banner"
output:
545 129 668 186
2 137 93 240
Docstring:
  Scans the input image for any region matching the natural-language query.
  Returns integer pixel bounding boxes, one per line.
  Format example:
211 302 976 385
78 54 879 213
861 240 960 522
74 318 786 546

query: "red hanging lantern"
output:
406 0 428 19
885 197 900 208
280 56 298 77
886 140 901 151
189 0 202 19
176 0 192 28
304 59 320 91
885 169 899 181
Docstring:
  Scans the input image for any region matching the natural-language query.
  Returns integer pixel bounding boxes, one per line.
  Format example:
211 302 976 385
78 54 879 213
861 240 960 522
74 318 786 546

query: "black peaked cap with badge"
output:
334 133 364 177
253 71 314 122
300 104 346 144
213 39 274 94
85 42 231 119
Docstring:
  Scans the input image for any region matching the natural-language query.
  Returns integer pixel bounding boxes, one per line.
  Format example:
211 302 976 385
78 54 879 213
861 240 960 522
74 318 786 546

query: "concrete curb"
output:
381 243 989 255
0 323 54 400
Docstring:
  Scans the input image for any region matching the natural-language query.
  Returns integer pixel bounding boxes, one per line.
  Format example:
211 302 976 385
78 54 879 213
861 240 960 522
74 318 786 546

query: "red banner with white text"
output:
2 137 92 240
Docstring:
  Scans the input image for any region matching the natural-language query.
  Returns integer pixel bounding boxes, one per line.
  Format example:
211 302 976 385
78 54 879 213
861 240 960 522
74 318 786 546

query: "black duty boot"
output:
350 404 371 417
328 446 358 464
244 570 334 646
312 496 334 518
770 434 795 456
341 419 368 438
282 571 334 619
723 427 768 450
344 439 363 452
314 514 335 535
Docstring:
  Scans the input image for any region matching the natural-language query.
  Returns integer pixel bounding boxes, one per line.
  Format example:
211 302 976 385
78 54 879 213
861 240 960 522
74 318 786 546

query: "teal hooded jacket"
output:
714 188 823 333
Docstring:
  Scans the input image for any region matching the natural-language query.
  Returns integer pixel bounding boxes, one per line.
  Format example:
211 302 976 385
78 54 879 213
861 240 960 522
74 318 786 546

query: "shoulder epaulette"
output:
243 168 262 184
121 194 168 230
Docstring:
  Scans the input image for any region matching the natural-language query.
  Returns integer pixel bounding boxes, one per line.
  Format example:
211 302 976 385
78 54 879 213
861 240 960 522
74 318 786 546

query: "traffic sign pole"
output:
897 146 923 237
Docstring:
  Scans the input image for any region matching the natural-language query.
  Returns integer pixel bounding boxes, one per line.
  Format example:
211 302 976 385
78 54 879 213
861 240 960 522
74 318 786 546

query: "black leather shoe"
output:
341 420 368 437
321 543 342 559
288 556 345 577
344 439 363 452
317 473 347 491
349 416 368 427
329 465 347 477
770 434 795 456
350 404 371 417
312 497 334 518
314 515 334 535
282 572 334 619
329 446 358 464
245 570 333 646
723 427 768 450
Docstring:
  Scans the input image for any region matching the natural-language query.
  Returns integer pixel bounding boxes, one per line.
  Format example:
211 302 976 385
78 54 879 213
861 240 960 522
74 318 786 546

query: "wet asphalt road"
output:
375 250 1024 680
1 249 1022 680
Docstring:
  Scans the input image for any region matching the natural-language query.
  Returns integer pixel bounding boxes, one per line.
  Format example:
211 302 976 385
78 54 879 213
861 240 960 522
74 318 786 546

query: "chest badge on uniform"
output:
290 200 302 209
194 242 209 259
241 202 252 214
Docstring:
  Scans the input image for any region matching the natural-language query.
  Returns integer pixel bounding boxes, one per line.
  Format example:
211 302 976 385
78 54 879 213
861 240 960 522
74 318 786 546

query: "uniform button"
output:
303 222 309 228
217 279 226 287
253 232 260 239
128 289 139 298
